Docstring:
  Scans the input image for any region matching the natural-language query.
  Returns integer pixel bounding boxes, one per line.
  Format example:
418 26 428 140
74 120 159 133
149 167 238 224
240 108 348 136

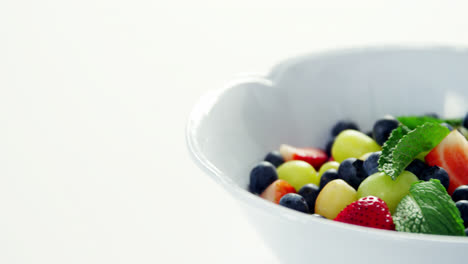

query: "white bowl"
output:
186 47 468 264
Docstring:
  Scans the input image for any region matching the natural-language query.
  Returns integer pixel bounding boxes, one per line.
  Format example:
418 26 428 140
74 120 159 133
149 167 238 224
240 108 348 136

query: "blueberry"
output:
464 112 468 129
420 166 450 190
455 200 468 228
372 116 400 146
331 120 359 136
298 184 320 213
465 228 468 236
264 151 284 167
319 169 339 189
338 158 368 189
279 193 309 213
405 159 430 180
249 161 278 194
365 131 374 139
452 185 468 202
325 138 335 157
440 122 453 131
363 151 381 176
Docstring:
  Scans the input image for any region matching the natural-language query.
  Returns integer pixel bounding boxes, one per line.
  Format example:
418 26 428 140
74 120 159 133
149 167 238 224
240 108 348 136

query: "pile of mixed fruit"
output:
248 114 468 236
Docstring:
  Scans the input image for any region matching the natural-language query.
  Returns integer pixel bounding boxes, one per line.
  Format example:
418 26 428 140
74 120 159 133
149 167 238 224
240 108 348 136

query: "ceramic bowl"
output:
186 47 468 264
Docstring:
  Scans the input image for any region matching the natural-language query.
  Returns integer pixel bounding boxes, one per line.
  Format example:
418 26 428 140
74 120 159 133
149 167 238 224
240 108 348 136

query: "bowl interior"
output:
189 47 468 192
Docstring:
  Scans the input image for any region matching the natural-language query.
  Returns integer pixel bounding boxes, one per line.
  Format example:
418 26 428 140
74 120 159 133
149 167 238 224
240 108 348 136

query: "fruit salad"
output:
248 114 468 236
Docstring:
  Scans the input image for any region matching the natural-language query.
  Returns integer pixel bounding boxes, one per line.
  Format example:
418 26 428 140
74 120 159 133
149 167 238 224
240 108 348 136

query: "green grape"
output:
277 160 318 190
317 161 340 179
357 171 418 213
331 130 381 162
459 127 468 139
359 152 373 160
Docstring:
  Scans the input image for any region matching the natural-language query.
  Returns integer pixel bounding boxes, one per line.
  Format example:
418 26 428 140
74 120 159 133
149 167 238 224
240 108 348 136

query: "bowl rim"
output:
186 45 468 244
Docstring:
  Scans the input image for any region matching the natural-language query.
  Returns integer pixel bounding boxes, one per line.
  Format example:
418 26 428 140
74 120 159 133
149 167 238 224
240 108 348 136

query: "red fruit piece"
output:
334 196 395 230
425 130 468 195
260 179 296 204
280 144 328 170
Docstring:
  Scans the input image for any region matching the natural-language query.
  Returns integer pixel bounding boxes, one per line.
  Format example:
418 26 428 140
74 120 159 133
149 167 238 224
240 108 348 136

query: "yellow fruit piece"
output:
317 161 340 179
277 160 319 190
315 179 357 219
331 130 381 162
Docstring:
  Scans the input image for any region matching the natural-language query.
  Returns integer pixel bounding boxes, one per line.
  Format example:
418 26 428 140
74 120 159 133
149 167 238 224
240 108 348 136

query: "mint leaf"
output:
379 125 411 178
378 123 450 179
397 116 463 130
394 180 466 236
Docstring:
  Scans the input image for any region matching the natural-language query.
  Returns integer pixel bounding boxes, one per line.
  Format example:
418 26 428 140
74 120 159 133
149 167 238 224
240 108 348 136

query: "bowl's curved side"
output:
185 77 276 190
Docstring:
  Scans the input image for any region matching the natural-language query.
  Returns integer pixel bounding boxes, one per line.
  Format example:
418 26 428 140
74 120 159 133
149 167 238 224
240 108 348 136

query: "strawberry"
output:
425 130 468 195
334 196 395 230
279 144 328 170
260 179 296 204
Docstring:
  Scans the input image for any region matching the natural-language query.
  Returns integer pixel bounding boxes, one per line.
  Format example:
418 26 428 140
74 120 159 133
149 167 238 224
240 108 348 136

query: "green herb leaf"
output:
379 125 411 178
378 123 450 179
394 180 466 236
397 116 463 130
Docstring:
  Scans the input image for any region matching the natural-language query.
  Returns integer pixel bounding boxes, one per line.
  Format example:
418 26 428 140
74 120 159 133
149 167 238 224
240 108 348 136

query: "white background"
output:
1 1 468 263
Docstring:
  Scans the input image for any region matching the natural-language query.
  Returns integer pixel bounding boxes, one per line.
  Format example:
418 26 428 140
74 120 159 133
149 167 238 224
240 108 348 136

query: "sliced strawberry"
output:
279 144 328 170
260 179 296 204
425 130 468 195
334 196 395 230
